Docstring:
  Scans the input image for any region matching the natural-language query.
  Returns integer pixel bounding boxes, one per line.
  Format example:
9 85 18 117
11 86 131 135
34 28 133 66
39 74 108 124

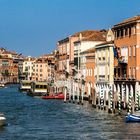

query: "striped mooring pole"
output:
117 84 121 115
109 84 113 113
135 92 139 111
128 87 132 113
122 84 126 109
100 84 104 110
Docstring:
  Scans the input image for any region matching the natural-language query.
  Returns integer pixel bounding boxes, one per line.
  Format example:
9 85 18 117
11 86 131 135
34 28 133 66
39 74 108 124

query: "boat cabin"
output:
19 80 31 92
29 82 48 96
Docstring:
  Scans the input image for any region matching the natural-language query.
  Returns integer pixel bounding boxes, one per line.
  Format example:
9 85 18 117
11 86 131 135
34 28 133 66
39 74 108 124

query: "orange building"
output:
80 47 95 98
0 57 18 83
113 15 140 109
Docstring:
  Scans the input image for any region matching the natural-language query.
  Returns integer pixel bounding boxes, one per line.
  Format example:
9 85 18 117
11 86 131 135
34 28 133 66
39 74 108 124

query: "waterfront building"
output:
80 47 95 101
40 53 55 83
73 30 107 102
56 35 79 94
0 48 23 83
0 57 19 83
23 56 36 81
32 58 48 82
95 29 114 111
113 15 140 111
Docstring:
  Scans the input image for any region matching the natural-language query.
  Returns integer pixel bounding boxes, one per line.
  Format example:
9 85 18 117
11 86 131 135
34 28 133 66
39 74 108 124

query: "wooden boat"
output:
126 111 140 122
27 82 48 96
0 113 6 126
19 80 31 92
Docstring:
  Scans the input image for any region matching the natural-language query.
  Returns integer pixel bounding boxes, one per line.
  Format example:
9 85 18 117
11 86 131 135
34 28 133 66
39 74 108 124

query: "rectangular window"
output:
117 30 120 38
129 67 131 78
133 26 136 34
129 46 132 56
121 29 123 37
125 28 128 36
114 68 116 77
118 67 120 77
133 45 136 56
133 67 136 79
129 27 131 36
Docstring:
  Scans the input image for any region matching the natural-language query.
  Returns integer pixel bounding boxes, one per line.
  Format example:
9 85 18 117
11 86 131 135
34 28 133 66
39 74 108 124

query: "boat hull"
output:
42 93 65 100
126 114 140 122
0 117 6 126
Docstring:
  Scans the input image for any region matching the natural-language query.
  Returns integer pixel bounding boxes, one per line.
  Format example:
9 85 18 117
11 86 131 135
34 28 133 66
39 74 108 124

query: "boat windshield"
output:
35 84 47 89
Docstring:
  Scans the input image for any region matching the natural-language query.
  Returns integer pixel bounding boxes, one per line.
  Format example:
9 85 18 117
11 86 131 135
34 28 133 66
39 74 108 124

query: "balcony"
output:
118 56 128 64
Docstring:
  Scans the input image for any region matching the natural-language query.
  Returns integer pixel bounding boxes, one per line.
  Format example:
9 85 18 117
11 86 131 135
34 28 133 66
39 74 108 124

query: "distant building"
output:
23 56 36 80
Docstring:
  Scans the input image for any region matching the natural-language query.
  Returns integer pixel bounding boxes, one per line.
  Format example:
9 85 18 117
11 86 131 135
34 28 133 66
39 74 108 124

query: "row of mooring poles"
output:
63 81 140 114
93 83 140 114
64 78 84 105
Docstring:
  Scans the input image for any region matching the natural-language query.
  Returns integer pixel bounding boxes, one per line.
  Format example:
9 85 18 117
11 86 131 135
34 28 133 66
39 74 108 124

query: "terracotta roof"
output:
72 30 107 41
114 15 140 26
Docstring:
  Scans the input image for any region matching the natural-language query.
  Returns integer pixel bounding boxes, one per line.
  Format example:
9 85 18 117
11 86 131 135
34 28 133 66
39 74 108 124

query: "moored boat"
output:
19 80 31 92
0 113 6 126
126 112 140 122
27 81 48 96
42 92 65 100
0 82 5 88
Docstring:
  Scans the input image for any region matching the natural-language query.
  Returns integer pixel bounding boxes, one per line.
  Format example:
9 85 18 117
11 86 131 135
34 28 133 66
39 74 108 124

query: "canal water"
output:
0 85 140 140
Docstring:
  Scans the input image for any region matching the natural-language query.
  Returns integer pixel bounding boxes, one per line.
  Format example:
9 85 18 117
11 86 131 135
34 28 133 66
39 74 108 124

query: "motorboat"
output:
42 93 65 100
126 111 140 122
19 80 31 92
27 81 48 96
0 113 6 126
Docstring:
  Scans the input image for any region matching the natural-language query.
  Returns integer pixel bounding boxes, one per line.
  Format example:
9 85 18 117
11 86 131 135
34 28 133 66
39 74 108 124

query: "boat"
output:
0 82 5 88
42 92 65 100
19 80 31 92
0 113 6 126
27 81 48 96
126 112 140 122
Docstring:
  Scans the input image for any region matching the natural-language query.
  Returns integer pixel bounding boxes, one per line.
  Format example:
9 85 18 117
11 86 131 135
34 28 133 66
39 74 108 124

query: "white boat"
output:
19 80 31 92
0 83 5 88
27 82 48 96
0 113 6 126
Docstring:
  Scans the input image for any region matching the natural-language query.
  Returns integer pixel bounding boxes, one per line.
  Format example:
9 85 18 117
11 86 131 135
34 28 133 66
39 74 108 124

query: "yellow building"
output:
94 29 115 112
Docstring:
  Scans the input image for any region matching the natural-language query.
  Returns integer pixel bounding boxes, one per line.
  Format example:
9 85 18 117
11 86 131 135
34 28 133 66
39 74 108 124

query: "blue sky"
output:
0 0 139 57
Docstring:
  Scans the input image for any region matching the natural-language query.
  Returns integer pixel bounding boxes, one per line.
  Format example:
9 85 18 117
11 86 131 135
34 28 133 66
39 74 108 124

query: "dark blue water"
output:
0 85 140 140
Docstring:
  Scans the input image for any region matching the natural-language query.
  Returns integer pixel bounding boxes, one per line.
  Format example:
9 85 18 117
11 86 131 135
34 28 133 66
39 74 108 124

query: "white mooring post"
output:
121 84 126 109
64 87 67 103
117 84 121 115
98 85 100 109
81 82 84 105
73 83 75 103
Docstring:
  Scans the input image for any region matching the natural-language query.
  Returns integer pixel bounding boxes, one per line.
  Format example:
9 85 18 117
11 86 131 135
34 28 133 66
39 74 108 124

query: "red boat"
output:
42 93 64 100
